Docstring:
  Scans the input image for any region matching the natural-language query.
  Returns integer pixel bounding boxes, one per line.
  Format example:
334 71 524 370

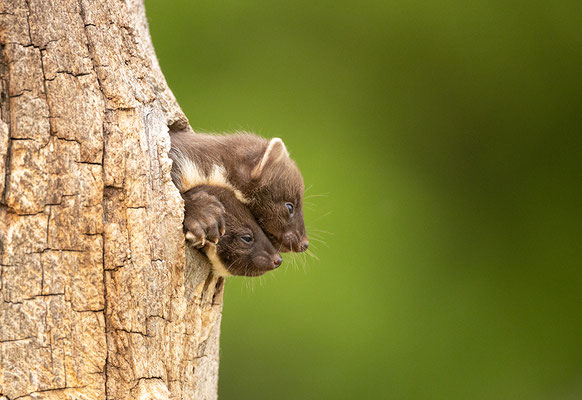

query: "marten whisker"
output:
304 193 329 199
306 249 319 261
309 211 332 222
289 253 299 272
308 237 328 248
307 228 333 235
285 254 293 271
294 254 302 273
300 252 308 273
306 230 331 243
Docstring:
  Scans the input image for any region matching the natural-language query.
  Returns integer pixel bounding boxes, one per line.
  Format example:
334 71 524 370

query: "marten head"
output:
169 131 309 254
194 185 283 277
245 138 309 253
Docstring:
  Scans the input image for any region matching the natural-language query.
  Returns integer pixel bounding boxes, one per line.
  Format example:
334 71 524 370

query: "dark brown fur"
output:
183 185 283 277
171 131 309 252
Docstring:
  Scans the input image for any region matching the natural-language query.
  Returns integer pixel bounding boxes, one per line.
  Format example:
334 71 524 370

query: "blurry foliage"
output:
146 0 582 398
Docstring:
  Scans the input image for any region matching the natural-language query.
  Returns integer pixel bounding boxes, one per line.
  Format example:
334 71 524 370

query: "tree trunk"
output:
0 1 223 399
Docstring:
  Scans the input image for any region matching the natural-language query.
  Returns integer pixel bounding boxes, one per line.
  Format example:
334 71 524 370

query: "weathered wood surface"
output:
0 1 223 399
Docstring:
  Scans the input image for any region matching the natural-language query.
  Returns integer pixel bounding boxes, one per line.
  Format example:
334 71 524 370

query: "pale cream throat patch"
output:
173 154 249 204
204 242 232 277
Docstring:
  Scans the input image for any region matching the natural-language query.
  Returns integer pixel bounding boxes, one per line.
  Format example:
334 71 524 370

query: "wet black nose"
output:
299 240 309 252
273 255 283 268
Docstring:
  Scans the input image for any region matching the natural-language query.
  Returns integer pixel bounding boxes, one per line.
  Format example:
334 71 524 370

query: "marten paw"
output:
183 190 226 248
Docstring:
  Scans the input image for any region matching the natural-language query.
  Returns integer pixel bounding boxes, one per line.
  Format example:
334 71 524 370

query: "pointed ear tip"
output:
270 137 288 154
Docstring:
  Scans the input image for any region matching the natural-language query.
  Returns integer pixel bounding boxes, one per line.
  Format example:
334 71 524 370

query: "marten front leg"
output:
181 187 226 248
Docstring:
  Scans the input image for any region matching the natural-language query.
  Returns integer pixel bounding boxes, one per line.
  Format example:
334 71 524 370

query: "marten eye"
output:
285 202 294 215
240 235 254 244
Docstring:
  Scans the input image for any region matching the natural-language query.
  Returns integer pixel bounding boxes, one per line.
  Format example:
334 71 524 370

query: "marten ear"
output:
251 138 289 179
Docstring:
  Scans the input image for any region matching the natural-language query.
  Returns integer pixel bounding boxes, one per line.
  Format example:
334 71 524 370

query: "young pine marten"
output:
170 132 309 253
183 184 283 277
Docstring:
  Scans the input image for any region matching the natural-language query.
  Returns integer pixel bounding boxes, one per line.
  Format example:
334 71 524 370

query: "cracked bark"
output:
0 1 223 399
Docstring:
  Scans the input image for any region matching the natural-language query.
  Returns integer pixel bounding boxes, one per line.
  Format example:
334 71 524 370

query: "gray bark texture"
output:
0 0 224 399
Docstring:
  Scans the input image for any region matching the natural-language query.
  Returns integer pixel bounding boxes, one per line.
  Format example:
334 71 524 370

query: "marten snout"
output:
279 231 309 253
251 250 283 272
273 255 283 268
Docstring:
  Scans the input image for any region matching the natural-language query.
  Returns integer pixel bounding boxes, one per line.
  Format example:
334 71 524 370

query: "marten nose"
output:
298 240 309 252
273 255 283 268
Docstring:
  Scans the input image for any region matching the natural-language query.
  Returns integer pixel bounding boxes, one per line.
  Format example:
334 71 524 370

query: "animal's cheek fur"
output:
217 247 241 270
251 255 271 270
292 213 307 236
219 247 261 276
260 214 288 240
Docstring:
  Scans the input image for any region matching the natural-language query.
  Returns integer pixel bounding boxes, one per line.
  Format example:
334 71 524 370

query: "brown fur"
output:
184 185 282 277
171 131 309 252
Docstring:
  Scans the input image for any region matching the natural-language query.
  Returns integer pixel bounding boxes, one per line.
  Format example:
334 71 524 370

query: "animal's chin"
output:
231 268 270 277
263 229 292 252
246 269 269 277
228 261 278 277
279 244 293 252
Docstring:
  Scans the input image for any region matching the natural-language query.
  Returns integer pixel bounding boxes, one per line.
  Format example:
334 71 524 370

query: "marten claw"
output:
185 231 206 248
205 221 224 244
182 187 226 249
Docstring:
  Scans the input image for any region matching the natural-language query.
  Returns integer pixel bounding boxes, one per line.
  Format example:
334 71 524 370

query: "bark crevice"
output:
0 1 222 399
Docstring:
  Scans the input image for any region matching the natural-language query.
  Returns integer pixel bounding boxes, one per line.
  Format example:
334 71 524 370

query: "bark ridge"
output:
0 0 222 399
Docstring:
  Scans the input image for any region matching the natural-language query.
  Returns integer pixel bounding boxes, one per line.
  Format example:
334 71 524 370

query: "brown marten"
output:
183 184 283 277
170 132 308 253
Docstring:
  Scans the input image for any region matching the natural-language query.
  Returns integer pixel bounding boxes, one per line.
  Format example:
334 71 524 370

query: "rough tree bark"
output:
0 1 223 399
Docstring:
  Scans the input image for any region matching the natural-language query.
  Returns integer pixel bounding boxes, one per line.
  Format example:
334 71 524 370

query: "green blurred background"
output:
146 1 582 398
